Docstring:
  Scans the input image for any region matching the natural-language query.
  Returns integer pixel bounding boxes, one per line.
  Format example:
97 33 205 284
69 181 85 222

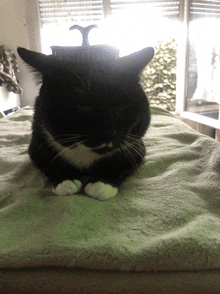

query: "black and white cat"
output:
17 46 154 200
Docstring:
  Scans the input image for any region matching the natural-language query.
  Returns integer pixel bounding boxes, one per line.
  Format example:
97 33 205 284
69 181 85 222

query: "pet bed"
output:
0 106 220 293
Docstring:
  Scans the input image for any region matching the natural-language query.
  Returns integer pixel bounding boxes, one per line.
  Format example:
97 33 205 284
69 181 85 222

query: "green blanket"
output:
1 106 220 272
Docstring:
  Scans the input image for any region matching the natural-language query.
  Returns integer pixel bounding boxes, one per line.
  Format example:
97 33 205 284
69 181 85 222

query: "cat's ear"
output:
17 47 48 73
115 47 154 73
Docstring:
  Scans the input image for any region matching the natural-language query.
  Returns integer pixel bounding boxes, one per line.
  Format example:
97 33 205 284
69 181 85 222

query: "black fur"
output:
17 47 154 190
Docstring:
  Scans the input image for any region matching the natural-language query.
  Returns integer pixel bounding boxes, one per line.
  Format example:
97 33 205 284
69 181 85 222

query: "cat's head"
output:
17 46 154 153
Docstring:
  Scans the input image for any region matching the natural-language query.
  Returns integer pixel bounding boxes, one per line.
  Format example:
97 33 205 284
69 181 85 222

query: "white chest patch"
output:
43 129 103 169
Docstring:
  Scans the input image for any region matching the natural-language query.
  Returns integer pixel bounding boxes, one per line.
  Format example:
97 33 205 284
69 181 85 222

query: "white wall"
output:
0 0 41 107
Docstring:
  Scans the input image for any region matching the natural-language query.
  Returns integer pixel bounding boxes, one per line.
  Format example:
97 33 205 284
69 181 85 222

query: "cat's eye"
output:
77 105 93 112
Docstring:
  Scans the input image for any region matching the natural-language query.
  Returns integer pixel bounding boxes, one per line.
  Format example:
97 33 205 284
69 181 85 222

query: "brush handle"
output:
69 25 98 47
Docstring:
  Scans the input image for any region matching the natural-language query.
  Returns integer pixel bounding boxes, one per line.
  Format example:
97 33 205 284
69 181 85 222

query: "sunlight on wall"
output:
40 6 180 56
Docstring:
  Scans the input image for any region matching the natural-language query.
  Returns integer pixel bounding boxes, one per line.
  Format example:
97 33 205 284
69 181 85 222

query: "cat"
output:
17 46 154 200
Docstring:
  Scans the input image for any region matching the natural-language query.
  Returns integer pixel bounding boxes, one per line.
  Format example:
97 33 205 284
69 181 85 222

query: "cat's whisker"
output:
52 134 87 146
55 136 81 141
56 138 83 145
126 135 144 145
125 137 145 154
126 141 145 159
53 134 85 138
50 148 68 163
54 136 85 142
69 140 87 149
69 69 86 90
120 142 138 168
125 137 143 148
124 141 139 168
127 133 142 139
41 131 85 144
119 143 130 164
122 138 146 166
125 137 139 145
124 141 145 157
50 138 88 162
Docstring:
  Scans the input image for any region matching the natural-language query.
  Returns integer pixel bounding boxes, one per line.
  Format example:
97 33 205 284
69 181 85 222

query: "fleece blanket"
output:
0 106 220 272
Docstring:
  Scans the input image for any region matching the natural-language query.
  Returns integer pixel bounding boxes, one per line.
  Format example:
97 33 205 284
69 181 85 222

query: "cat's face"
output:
17 47 154 153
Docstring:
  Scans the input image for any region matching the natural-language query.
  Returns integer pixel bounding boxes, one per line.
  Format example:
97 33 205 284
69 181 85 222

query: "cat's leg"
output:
28 131 84 196
84 182 118 201
84 139 145 201
53 179 82 196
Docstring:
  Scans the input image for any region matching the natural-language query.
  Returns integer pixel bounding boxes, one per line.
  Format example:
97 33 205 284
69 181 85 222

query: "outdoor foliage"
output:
141 38 177 112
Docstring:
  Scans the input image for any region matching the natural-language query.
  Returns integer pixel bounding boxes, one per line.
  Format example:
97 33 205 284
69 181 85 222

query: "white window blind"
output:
38 0 182 53
110 0 181 20
190 0 220 19
38 0 104 26
38 0 182 27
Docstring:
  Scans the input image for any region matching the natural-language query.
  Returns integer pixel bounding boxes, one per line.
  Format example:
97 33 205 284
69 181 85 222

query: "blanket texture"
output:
1 106 220 272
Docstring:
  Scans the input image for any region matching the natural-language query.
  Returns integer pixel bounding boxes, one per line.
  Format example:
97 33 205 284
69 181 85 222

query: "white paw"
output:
53 179 82 196
84 181 118 201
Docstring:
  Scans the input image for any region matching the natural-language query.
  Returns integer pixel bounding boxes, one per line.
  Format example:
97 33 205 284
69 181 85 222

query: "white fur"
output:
44 129 102 169
97 142 113 149
53 179 82 196
84 182 118 201
53 180 118 200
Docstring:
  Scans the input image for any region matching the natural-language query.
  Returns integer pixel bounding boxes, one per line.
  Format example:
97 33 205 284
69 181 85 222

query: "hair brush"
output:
50 25 119 62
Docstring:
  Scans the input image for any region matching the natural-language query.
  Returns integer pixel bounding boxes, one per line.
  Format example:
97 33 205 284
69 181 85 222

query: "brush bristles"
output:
50 45 119 63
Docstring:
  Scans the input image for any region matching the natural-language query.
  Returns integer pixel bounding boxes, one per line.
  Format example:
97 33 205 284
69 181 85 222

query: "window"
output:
38 0 104 53
38 0 182 54
183 0 220 127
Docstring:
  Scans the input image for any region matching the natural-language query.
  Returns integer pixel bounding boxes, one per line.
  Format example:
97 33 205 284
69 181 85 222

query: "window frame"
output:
179 0 220 129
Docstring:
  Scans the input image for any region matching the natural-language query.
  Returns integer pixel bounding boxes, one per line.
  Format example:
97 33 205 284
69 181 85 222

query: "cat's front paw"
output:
84 182 118 201
53 179 82 196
